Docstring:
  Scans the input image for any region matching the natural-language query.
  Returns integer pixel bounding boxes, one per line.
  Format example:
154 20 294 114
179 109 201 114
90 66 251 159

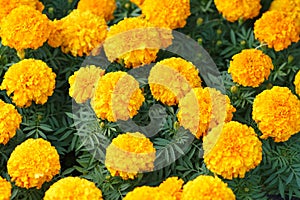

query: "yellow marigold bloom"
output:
104 17 172 68
141 0 191 29
254 11 300 51
44 177 103 200
123 186 174 200
7 138 60 189
105 132 156 180
0 100 22 145
158 177 184 200
0 177 11 200
214 0 261 22
130 0 144 7
203 121 262 179
0 5 52 51
177 87 235 139
91 71 145 122
149 57 201 106
69 65 105 103
294 70 300 96
181 175 236 200
0 59 56 108
228 49 274 87
0 0 44 22
77 0 116 21
48 9 108 57
252 86 300 142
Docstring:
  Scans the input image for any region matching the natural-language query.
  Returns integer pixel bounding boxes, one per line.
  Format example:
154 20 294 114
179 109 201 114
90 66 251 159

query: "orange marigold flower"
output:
7 138 60 189
104 17 172 68
69 65 105 103
149 57 201 106
294 70 300 96
254 11 300 51
0 59 56 107
105 132 156 180
48 9 108 57
91 71 145 122
0 100 22 145
123 186 174 200
252 86 300 142
44 177 103 200
181 175 236 200
141 0 191 29
158 177 184 200
228 49 274 87
177 87 235 139
0 5 52 51
77 0 116 21
203 121 262 179
0 177 11 200
214 0 261 22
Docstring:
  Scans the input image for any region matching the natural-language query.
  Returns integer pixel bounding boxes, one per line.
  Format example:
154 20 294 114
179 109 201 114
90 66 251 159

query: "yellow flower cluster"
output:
0 100 22 145
228 49 274 87
252 86 300 142
69 65 105 103
214 0 261 22
104 17 172 68
0 0 44 22
158 177 184 200
181 175 236 200
203 121 262 179
295 70 300 96
141 0 191 29
149 57 201 106
91 71 144 122
0 59 56 107
0 5 52 51
177 87 235 139
7 138 60 189
105 132 156 180
77 0 116 21
48 9 108 57
0 177 11 200
254 11 299 51
44 177 103 200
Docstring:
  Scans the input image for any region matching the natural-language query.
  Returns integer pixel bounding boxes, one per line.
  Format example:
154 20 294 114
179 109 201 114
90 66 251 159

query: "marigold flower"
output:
181 175 236 200
7 138 60 189
69 65 105 103
141 0 191 29
123 186 174 200
104 17 172 68
252 86 300 142
0 100 22 145
0 59 56 107
130 0 144 7
294 70 300 96
77 0 116 21
254 11 299 51
149 57 201 106
91 71 145 122
0 177 11 200
0 5 52 51
158 177 184 200
48 9 108 57
214 0 261 22
228 49 274 87
177 87 235 138
105 132 156 180
44 177 103 200
203 121 262 179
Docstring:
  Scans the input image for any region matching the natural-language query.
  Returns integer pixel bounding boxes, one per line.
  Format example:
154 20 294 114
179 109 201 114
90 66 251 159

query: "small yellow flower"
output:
69 65 105 103
181 175 236 200
0 177 11 200
252 86 300 142
0 100 22 145
7 138 60 189
294 70 300 96
44 177 103 200
158 177 184 200
105 132 156 180
228 49 274 87
123 186 174 200
77 0 116 21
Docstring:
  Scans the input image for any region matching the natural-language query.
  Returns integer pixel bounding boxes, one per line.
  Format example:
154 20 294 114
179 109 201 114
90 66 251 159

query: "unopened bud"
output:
230 85 238 94
196 17 203 26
